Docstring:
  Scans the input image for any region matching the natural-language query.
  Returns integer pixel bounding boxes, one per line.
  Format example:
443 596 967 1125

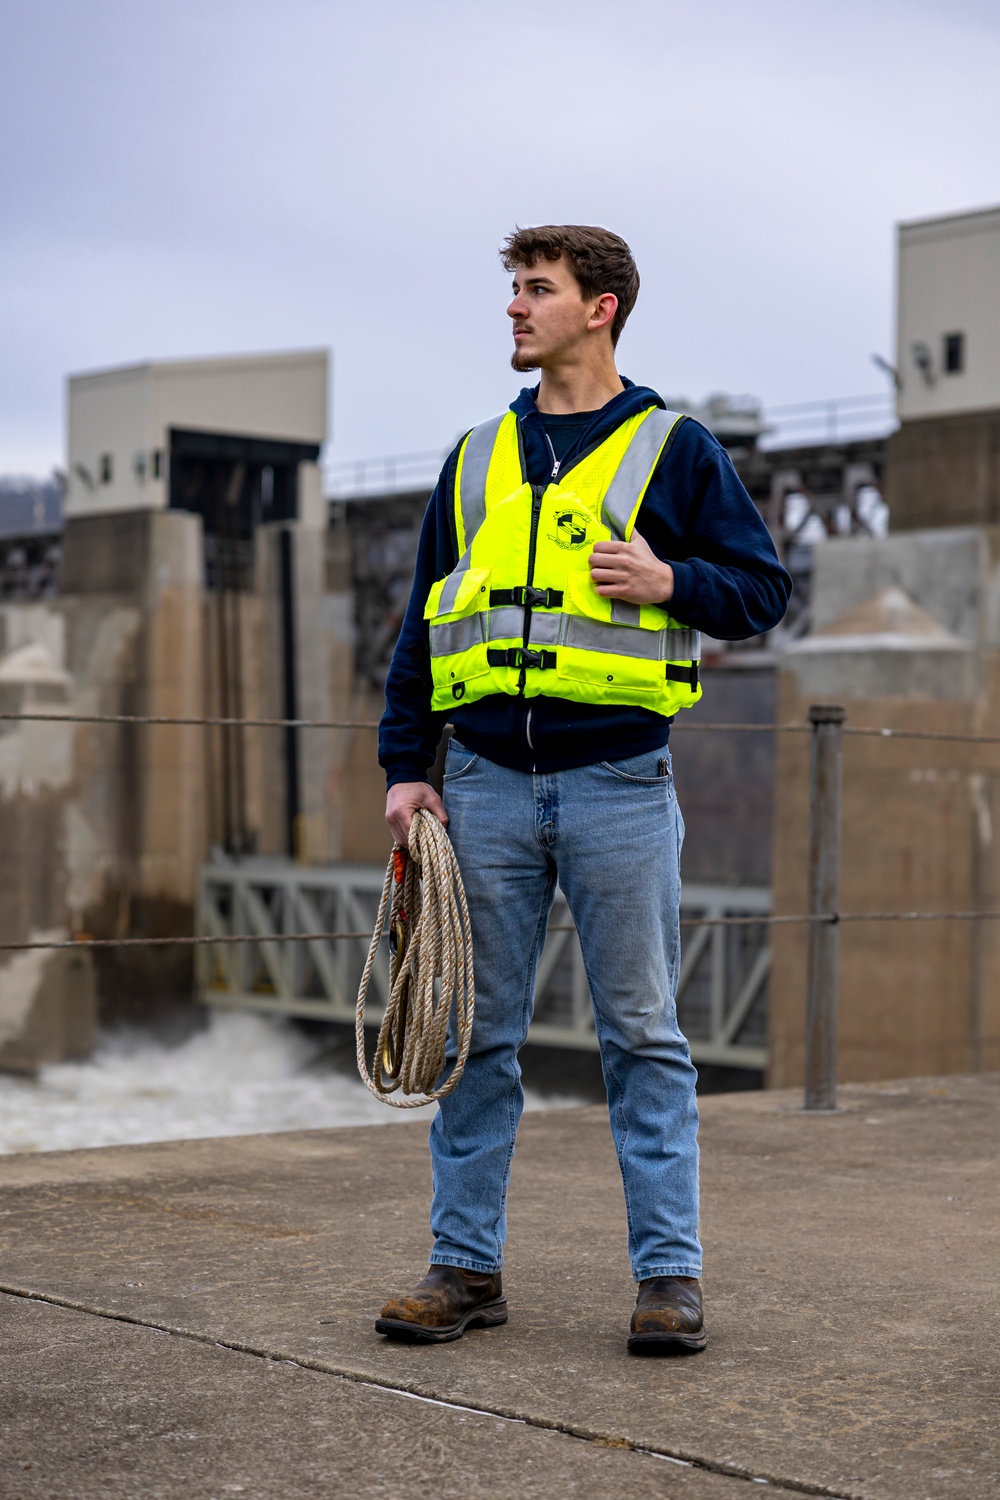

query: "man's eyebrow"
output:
514 273 558 289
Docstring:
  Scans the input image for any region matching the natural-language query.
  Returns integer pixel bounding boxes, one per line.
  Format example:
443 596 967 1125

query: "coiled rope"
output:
355 809 475 1107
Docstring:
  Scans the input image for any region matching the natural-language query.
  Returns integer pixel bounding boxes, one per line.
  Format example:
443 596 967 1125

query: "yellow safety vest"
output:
424 406 703 716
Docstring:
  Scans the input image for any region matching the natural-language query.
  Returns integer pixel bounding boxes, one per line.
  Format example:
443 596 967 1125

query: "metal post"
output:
804 704 845 1110
278 527 301 860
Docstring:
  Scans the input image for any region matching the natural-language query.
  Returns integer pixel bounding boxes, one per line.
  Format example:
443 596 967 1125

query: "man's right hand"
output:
386 781 449 849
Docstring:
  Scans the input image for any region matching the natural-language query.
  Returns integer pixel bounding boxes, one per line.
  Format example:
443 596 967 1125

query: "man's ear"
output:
588 292 618 333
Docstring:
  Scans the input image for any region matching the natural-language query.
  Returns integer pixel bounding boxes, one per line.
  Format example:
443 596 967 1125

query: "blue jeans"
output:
429 739 702 1282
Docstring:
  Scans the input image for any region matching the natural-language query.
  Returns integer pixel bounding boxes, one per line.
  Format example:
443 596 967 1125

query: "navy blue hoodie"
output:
379 380 791 787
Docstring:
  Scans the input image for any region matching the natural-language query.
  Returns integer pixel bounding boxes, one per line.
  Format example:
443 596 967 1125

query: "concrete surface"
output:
1 1075 998 1499
0 1295 785 1500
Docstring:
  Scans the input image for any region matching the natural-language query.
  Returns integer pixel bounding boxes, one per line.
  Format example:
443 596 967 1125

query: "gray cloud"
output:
1 0 998 472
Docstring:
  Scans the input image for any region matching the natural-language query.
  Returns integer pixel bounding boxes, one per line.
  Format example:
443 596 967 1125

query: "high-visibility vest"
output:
424 406 703 716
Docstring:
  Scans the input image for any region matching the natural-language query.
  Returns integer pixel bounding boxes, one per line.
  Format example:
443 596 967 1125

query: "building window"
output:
943 332 965 375
99 453 113 484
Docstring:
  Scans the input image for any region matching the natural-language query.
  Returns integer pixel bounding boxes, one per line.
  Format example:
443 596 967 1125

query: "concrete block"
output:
0 940 96 1073
886 408 1000 531
769 666 1000 1086
810 525 1000 643
770 528 1000 1085
60 512 155 595
785 587 980 699
672 659 778 885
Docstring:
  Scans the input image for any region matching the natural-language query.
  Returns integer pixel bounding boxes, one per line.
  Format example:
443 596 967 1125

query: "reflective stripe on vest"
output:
438 552 472 615
429 606 702 664
453 413 503 552
601 408 677 538
438 411 516 612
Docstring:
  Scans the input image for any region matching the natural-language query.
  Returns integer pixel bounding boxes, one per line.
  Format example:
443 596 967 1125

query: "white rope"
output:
355 809 475 1107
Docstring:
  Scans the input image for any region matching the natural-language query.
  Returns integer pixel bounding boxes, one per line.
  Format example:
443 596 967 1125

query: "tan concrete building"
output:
0 350 382 1065
765 207 1000 1089
66 351 328 523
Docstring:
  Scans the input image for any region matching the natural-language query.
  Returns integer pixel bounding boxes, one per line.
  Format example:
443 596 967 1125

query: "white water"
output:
0 1011 579 1156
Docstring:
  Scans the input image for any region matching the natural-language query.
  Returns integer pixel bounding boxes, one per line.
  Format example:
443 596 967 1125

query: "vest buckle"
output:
513 585 561 608
519 648 556 670
487 647 557 670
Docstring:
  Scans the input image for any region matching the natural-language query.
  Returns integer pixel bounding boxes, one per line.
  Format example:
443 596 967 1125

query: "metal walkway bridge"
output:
197 858 769 1071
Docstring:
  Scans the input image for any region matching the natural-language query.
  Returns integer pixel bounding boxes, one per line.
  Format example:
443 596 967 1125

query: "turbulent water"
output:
0 1011 578 1155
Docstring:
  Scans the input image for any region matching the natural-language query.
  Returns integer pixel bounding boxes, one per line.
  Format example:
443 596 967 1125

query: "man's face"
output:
507 255 596 372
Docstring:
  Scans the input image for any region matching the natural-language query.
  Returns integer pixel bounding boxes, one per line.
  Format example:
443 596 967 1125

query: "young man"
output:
376 225 790 1353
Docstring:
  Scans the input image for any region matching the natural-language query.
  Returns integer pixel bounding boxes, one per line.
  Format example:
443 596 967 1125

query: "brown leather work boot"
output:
375 1265 507 1343
628 1275 707 1354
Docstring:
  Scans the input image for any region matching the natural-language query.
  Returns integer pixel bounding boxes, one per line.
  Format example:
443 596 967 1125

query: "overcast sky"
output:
1 0 999 476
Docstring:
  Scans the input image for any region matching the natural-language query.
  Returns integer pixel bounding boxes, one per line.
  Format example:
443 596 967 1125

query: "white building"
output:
896 204 1000 421
65 349 329 527
889 205 1000 530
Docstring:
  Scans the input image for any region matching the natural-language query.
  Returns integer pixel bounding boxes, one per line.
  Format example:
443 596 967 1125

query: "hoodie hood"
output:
509 377 667 483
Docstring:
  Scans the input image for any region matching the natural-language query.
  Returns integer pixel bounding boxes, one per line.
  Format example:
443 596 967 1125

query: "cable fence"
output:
5 703 997 1104
11 708 1000 747
7 907 1000 955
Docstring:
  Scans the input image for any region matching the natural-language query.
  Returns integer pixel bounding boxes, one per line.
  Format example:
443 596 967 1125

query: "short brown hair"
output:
499 224 640 346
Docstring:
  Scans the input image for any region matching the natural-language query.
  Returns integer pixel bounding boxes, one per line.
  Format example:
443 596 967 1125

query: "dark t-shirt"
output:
539 410 599 465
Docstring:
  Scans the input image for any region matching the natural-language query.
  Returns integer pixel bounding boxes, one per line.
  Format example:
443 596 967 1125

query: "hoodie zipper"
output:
519 482 546 693
543 431 561 479
524 433 561 752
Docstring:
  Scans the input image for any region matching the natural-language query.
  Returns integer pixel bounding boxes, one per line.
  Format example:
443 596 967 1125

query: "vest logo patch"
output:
549 508 591 550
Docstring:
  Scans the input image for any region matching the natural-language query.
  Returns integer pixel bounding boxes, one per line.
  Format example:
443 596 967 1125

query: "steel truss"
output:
197 858 769 1071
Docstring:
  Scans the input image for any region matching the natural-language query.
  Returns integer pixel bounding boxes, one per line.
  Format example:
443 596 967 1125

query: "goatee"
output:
510 349 539 373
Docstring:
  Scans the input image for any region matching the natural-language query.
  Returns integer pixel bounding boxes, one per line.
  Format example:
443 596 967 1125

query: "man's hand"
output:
588 528 674 606
386 781 448 849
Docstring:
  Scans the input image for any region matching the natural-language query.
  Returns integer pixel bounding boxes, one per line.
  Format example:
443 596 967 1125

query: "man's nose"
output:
507 296 527 320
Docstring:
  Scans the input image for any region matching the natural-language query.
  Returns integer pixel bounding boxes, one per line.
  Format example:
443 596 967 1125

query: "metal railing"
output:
326 448 448 500
324 394 899 500
194 861 770 1070
761 392 896 449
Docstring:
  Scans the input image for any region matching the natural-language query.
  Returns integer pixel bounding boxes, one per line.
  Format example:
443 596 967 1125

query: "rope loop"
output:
355 809 475 1107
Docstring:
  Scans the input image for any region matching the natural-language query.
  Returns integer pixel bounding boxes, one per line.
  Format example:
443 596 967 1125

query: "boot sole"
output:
375 1298 508 1344
627 1329 707 1355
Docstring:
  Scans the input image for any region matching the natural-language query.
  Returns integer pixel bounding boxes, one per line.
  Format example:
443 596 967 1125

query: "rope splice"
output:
355 809 475 1107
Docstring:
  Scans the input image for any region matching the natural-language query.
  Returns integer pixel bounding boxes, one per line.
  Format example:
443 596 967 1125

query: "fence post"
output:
804 704 845 1111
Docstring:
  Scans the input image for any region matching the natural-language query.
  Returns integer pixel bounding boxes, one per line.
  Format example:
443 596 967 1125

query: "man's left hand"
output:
588 528 674 605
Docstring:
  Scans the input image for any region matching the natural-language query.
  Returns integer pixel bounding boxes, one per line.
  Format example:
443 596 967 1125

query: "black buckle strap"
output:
664 662 699 688
489 586 564 608
487 647 557 670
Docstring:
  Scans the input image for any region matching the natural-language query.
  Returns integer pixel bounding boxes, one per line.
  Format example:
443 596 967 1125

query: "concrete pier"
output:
2 1075 998 1498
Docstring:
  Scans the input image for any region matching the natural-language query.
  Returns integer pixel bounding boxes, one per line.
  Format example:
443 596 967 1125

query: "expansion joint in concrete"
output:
0 1282 865 1500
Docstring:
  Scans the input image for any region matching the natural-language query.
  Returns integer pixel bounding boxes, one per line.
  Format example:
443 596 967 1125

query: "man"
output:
375 225 790 1353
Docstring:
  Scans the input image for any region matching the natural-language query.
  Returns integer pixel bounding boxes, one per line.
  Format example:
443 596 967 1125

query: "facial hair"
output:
510 348 539 372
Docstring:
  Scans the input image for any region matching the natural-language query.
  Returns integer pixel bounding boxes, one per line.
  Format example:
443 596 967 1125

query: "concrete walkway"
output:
1 1075 998 1499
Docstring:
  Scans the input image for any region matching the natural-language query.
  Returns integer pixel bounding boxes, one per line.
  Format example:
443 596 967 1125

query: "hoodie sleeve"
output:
378 445 462 788
639 418 792 640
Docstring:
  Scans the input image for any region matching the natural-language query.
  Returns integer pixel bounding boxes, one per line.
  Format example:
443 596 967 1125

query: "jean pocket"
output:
599 750 673 786
443 739 480 780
